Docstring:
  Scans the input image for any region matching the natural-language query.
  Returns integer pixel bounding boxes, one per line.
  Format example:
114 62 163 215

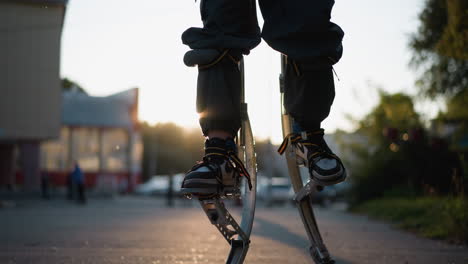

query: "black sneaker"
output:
278 129 346 186
181 138 251 196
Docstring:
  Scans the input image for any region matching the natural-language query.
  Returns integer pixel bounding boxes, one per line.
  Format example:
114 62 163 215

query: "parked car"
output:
307 180 351 207
258 177 292 206
135 174 184 196
309 184 337 207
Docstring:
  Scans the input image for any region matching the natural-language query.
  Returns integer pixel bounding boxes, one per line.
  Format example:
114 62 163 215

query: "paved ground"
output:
1 196 467 264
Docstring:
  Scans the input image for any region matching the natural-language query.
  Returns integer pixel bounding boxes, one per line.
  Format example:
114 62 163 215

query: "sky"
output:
60 0 436 144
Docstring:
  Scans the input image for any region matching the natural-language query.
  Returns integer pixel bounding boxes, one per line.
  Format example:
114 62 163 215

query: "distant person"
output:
71 162 86 204
181 0 347 195
40 171 50 199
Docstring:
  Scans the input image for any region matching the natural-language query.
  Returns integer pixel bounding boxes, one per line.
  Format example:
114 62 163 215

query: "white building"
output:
40 88 143 193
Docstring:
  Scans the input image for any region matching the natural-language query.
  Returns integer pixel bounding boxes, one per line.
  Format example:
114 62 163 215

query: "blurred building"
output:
0 0 68 191
39 88 143 193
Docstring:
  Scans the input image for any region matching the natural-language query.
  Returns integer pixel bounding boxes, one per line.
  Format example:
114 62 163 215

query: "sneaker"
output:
278 129 346 186
181 138 250 196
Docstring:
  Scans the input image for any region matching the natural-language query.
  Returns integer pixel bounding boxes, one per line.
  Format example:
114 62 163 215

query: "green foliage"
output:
436 0 468 60
351 92 424 201
407 0 468 193
346 92 461 204
444 197 468 243
348 140 426 204
352 196 468 244
409 0 468 97
442 89 468 122
434 89 468 192
358 92 422 144
346 2 468 243
61 78 87 94
438 90 468 152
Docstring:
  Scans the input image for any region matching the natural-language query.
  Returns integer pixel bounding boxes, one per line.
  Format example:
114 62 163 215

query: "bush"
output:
352 196 468 244
444 197 468 244
347 132 461 205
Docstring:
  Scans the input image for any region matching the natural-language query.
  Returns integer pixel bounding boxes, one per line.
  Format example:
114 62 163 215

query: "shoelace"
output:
277 131 340 162
202 147 253 190
277 130 323 155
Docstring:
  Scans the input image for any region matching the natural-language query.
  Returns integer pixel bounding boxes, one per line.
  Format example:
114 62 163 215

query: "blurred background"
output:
1 0 467 245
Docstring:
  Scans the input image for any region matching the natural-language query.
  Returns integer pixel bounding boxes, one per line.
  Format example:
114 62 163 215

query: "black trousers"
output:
77 183 86 204
182 0 344 136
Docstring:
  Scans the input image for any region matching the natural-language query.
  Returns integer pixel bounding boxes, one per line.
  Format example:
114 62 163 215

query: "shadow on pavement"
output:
254 216 354 264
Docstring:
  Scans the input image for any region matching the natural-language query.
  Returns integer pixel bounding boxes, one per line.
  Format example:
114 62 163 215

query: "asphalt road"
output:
1 197 467 264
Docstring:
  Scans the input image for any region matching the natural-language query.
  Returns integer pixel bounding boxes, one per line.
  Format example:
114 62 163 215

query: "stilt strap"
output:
198 49 239 70
205 147 252 190
277 130 324 155
277 133 302 155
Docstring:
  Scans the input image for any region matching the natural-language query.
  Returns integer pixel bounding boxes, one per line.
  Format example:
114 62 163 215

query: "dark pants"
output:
182 0 344 136
77 183 86 204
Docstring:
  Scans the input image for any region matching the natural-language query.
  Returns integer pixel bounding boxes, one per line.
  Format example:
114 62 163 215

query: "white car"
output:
258 177 292 206
135 174 184 196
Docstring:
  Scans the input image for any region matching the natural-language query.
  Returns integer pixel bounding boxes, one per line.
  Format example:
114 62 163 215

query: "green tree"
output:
409 0 468 97
358 92 422 144
61 78 87 94
435 89 468 192
347 91 463 204
439 89 468 122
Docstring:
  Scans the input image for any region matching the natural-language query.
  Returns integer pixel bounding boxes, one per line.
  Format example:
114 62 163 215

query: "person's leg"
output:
258 0 344 63
258 0 343 127
259 0 346 185
283 63 335 132
77 183 83 203
181 0 260 194
182 0 261 138
196 57 243 138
